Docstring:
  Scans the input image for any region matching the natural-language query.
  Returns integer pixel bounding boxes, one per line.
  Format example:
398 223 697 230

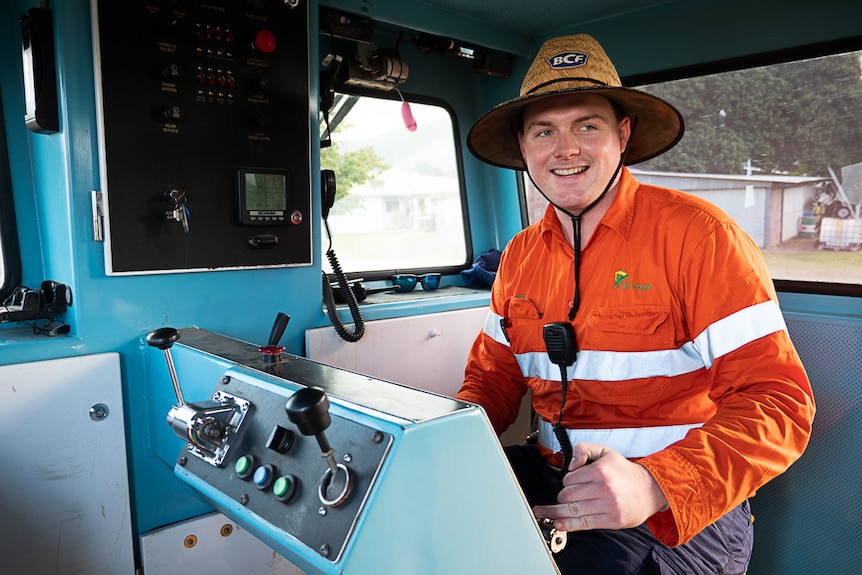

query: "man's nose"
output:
555 131 580 157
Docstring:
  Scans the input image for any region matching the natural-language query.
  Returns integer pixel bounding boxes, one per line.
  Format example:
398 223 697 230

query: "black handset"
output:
321 169 336 219
543 321 578 477
543 322 578 366
320 70 335 116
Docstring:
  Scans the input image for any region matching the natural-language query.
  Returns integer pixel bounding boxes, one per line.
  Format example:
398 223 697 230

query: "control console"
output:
145 327 560 574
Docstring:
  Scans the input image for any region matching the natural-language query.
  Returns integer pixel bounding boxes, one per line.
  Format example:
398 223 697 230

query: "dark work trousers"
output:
505 443 753 575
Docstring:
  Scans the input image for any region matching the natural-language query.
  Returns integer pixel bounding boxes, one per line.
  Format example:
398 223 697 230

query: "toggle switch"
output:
163 105 184 121
266 425 295 454
163 63 183 79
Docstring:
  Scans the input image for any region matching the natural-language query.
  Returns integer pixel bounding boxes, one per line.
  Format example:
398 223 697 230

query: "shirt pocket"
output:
501 296 544 352
586 304 672 351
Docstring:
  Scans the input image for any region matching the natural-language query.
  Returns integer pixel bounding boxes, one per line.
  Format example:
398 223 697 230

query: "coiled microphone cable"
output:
321 217 365 342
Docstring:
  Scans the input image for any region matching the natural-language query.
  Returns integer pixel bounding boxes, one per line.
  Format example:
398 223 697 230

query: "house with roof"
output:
629 169 828 248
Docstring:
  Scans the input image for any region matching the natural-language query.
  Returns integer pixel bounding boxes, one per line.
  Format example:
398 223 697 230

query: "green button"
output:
235 456 251 475
273 476 290 497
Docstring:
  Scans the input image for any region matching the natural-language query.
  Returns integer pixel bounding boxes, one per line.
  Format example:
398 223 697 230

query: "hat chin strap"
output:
522 117 636 321
522 116 636 475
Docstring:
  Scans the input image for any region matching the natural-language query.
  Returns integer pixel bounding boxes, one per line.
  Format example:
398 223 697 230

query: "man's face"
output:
518 93 631 214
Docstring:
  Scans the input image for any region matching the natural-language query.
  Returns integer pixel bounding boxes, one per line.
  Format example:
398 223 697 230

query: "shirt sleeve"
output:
456 247 530 435
640 222 815 546
457 330 529 435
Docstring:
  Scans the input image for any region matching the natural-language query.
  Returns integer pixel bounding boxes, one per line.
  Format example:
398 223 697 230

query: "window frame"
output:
0 92 22 302
320 86 474 281
622 35 862 298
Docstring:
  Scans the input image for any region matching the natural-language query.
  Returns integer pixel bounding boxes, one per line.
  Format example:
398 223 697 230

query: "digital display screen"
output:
236 168 288 225
244 172 286 211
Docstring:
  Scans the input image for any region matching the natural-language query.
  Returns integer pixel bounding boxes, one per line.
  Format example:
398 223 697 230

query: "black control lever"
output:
285 387 354 507
268 312 291 347
146 327 184 405
286 387 337 470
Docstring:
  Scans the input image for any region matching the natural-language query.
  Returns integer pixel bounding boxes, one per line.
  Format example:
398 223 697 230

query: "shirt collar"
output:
539 166 637 246
600 166 636 241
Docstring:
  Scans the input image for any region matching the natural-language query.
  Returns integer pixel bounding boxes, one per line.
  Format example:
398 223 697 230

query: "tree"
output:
319 127 388 212
637 51 862 177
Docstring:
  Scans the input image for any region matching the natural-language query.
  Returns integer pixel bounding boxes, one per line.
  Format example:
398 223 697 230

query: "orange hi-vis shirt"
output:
457 167 814 547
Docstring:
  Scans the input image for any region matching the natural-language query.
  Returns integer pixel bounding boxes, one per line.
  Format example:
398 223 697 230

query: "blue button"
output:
253 465 269 486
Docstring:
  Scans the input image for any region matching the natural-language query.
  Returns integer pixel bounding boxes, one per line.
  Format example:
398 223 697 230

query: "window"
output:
524 45 862 294
635 47 862 291
320 92 470 276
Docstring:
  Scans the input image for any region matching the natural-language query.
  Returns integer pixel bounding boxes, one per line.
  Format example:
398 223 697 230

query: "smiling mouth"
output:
552 166 588 176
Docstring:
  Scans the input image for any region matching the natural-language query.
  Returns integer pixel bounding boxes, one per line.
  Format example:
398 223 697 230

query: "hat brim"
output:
467 86 684 170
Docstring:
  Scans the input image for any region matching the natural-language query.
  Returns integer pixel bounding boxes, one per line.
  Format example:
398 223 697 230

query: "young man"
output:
457 34 814 574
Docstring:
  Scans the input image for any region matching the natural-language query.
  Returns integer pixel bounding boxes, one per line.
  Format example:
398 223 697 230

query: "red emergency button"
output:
253 29 276 53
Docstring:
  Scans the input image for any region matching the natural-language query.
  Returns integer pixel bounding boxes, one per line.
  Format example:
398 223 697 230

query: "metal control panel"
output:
175 373 392 562
146 328 560 575
93 0 312 274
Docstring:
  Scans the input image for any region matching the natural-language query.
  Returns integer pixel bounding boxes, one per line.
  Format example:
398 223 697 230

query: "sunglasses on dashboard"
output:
390 273 442 292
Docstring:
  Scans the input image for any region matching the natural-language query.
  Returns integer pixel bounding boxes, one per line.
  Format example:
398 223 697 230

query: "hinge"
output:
91 190 104 242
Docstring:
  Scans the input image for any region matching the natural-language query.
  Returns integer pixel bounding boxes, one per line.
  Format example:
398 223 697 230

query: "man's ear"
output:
517 129 527 160
619 116 632 154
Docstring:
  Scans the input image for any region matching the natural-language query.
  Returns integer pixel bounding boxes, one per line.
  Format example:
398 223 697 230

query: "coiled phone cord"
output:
553 362 574 478
321 219 365 342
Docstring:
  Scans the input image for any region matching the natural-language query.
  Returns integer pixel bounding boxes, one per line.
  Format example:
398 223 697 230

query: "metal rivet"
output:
372 431 384 444
89 403 109 421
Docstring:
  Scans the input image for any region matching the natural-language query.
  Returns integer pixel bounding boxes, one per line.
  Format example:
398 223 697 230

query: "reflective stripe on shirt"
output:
537 418 704 459
484 300 787 381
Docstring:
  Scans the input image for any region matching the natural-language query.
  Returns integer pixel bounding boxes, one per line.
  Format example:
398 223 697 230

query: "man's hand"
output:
533 443 669 532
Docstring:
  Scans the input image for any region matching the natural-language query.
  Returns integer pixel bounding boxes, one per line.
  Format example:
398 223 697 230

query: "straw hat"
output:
467 34 684 169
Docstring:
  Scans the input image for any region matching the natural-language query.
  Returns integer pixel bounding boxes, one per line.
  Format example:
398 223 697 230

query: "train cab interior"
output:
1 0 861 573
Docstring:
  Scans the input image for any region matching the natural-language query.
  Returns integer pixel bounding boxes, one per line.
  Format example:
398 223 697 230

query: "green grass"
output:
762 248 862 283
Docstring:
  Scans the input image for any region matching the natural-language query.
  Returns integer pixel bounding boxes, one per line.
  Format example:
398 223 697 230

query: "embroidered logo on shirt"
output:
614 269 653 291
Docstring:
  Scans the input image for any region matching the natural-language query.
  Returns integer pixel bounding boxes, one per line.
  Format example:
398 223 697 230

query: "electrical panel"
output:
93 0 312 274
